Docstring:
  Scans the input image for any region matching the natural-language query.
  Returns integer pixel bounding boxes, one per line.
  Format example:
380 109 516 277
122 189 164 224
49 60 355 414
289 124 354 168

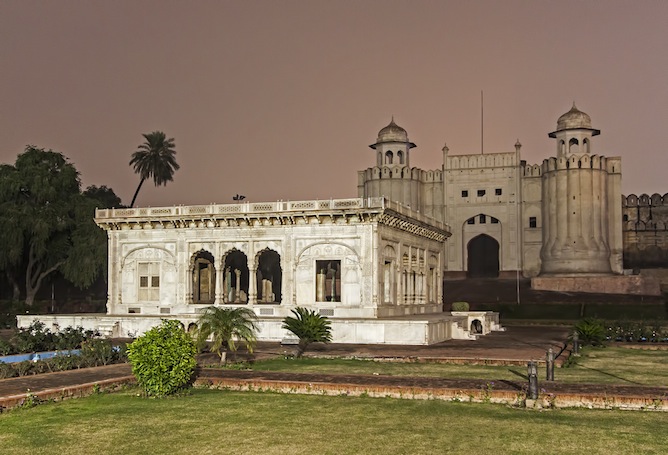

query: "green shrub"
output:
14 360 35 377
451 301 470 312
0 362 17 379
81 338 117 366
11 321 55 353
282 307 332 358
54 326 91 350
575 318 606 346
48 354 81 372
0 338 13 355
126 320 197 397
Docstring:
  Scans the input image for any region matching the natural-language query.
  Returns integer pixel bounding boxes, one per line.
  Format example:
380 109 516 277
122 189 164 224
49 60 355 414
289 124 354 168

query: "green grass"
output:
1 388 667 454
246 346 668 386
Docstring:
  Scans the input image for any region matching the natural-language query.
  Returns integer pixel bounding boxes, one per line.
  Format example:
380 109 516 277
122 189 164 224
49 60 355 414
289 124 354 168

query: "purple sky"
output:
2 1 667 207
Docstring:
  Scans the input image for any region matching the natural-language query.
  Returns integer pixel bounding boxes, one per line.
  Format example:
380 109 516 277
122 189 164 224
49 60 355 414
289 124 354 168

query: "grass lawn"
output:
1 388 667 455
246 346 668 386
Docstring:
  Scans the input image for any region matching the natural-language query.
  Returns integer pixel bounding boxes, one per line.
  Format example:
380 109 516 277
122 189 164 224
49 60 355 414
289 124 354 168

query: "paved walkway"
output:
1 325 666 411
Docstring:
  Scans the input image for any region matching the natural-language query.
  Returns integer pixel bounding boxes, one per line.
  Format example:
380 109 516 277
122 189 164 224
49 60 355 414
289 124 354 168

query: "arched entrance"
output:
467 234 499 278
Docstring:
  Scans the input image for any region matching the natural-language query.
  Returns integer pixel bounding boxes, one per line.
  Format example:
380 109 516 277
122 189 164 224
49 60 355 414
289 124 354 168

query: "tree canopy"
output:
129 131 179 207
0 146 121 305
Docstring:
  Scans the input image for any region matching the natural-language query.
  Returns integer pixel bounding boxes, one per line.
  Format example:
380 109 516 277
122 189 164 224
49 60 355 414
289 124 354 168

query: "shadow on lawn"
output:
574 364 644 386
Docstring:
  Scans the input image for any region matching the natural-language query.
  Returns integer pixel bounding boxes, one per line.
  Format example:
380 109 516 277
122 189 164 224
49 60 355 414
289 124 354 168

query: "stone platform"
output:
17 310 503 346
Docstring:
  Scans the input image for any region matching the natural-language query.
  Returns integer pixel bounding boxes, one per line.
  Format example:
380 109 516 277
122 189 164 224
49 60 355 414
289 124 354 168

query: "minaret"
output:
540 104 612 274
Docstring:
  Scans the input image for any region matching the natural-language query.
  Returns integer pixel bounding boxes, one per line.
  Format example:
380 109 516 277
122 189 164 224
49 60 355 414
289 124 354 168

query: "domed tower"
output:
369 118 416 168
549 103 600 158
358 118 422 210
540 104 621 275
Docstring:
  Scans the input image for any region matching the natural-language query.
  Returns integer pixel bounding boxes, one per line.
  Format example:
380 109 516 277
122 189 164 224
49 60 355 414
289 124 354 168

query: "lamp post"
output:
527 361 538 400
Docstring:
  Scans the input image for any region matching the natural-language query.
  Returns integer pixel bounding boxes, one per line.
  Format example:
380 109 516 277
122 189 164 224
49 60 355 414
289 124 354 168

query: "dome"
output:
548 103 600 138
369 117 416 149
377 118 408 143
557 103 592 130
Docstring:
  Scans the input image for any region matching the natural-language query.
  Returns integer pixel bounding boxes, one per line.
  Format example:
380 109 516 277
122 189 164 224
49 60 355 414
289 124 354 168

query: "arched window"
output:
397 150 404 164
385 151 393 164
583 138 590 154
569 138 579 154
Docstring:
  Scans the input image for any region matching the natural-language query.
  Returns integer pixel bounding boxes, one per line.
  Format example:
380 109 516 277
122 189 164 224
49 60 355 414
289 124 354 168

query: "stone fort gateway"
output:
19 104 667 344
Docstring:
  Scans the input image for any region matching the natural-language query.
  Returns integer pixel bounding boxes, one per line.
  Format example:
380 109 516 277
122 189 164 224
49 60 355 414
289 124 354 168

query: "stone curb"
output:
193 376 668 412
0 376 136 411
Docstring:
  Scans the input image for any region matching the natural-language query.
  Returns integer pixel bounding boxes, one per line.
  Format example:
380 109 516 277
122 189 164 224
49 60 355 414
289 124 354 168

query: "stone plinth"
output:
531 275 661 296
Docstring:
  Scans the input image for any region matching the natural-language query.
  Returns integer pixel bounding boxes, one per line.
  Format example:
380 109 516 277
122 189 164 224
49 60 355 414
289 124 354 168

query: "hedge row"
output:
0 339 127 379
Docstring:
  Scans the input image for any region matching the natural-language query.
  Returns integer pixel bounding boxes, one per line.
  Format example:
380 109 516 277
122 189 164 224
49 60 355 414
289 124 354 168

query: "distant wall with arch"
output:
623 193 668 268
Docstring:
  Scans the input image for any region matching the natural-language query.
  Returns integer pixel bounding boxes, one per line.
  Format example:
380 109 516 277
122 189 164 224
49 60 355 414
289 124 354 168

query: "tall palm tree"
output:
196 306 259 364
129 131 180 207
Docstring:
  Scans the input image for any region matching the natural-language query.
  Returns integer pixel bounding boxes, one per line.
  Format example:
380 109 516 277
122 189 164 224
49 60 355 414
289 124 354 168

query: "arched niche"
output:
120 247 176 307
222 249 249 304
382 245 396 304
256 248 282 303
295 242 361 306
191 250 215 304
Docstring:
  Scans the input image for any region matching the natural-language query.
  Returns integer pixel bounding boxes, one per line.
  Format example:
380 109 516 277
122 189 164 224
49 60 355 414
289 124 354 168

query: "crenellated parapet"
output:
445 151 519 170
623 193 668 268
521 163 542 177
359 166 443 183
540 154 618 173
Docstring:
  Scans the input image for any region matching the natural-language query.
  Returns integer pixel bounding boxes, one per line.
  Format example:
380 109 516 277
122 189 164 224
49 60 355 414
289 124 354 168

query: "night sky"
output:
2 1 667 207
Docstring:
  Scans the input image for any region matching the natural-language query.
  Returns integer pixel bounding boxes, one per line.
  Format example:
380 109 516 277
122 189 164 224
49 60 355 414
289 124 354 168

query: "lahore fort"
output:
19 104 668 344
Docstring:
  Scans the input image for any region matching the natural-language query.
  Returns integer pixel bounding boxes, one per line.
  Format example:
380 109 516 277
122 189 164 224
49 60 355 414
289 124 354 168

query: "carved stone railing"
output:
95 197 449 233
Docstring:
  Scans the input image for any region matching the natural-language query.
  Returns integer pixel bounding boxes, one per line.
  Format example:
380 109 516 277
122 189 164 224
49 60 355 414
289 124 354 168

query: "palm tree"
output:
196 306 259 364
129 131 180 207
282 307 332 358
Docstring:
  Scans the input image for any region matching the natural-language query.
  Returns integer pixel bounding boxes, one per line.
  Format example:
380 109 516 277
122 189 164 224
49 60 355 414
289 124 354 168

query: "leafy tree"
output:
282 307 332 358
196 306 258 364
127 320 197 397
84 185 123 209
0 146 120 306
129 131 180 207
